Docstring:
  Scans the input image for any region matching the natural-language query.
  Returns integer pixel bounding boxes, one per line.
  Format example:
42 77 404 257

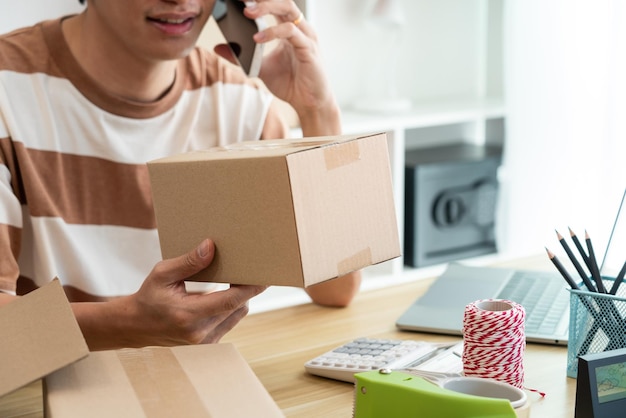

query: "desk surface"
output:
0 256 576 418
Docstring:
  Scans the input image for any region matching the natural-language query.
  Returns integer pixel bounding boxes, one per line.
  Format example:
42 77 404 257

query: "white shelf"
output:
340 98 505 135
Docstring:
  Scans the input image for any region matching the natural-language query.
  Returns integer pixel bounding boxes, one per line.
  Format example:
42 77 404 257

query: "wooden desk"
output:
0 260 576 417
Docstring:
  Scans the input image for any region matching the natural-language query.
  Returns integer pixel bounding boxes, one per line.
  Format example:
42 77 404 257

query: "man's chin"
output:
150 40 198 61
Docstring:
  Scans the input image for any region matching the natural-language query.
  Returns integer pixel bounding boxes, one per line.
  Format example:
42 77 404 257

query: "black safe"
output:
404 143 502 267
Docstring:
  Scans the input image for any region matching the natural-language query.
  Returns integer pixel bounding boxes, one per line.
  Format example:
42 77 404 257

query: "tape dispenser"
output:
353 369 529 418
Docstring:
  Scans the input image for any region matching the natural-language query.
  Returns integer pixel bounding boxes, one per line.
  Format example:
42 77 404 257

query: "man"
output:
0 0 361 350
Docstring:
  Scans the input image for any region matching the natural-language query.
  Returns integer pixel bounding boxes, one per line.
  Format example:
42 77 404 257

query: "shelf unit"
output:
256 0 507 312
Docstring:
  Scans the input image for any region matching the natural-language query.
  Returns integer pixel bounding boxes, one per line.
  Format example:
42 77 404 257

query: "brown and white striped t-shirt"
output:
0 17 288 300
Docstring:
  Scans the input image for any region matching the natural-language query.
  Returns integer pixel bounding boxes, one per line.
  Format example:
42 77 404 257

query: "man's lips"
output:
147 15 196 35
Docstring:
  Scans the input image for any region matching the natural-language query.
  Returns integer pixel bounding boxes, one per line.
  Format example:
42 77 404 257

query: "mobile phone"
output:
212 0 265 77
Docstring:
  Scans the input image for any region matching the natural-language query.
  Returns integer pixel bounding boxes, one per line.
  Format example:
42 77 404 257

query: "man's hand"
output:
242 0 341 136
74 239 266 350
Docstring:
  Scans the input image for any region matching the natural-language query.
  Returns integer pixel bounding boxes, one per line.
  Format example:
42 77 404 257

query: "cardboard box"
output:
0 279 89 397
44 343 284 418
148 133 401 287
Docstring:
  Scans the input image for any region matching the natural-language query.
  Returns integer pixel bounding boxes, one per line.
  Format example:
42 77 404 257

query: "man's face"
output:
87 0 216 62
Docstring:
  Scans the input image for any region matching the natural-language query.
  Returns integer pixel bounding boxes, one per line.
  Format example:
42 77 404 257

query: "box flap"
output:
147 134 377 164
44 343 284 418
0 279 89 397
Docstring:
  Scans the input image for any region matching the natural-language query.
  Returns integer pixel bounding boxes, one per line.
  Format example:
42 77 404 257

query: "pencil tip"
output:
568 227 575 236
545 247 553 257
555 230 563 239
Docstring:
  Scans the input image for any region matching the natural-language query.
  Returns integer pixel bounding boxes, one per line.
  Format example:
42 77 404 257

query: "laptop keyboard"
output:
496 271 569 335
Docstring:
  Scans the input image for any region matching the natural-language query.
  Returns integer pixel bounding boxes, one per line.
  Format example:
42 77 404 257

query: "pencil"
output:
569 227 601 290
569 227 590 265
609 260 626 295
545 247 579 290
585 230 607 293
556 230 597 292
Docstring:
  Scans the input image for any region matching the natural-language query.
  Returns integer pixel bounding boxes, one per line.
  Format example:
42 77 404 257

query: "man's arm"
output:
0 292 14 306
293 84 362 307
305 271 361 307
1 240 266 351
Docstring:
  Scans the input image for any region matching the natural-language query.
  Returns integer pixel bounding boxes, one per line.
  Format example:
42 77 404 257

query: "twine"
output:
462 299 527 389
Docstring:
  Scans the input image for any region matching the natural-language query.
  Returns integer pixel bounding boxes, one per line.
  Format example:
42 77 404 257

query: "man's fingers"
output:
187 286 267 343
187 284 267 316
200 304 251 343
151 239 215 286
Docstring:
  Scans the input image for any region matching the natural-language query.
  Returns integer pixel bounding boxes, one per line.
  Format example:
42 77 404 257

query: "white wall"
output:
296 0 625 273
309 0 487 110
1 0 84 35
498 0 626 269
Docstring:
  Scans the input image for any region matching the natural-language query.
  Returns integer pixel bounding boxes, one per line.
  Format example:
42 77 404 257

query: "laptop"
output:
396 263 570 345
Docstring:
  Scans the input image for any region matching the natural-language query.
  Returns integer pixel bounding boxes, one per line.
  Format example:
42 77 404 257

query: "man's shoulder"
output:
0 19 57 74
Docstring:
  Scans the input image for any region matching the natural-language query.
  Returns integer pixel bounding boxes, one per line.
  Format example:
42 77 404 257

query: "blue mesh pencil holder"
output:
567 278 626 378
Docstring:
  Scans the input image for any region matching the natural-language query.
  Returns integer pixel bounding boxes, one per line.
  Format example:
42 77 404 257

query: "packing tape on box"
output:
324 140 361 170
117 348 208 417
338 248 372 276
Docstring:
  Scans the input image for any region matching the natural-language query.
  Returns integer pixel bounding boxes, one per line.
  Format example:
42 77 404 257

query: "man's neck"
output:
62 15 177 103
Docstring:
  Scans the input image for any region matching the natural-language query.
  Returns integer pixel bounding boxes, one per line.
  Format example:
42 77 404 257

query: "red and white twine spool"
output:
462 299 526 389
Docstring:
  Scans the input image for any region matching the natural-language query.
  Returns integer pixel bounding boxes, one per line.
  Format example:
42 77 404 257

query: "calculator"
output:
304 338 464 383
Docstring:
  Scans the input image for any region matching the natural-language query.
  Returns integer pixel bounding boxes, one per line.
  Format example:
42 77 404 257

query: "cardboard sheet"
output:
0 279 88 397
